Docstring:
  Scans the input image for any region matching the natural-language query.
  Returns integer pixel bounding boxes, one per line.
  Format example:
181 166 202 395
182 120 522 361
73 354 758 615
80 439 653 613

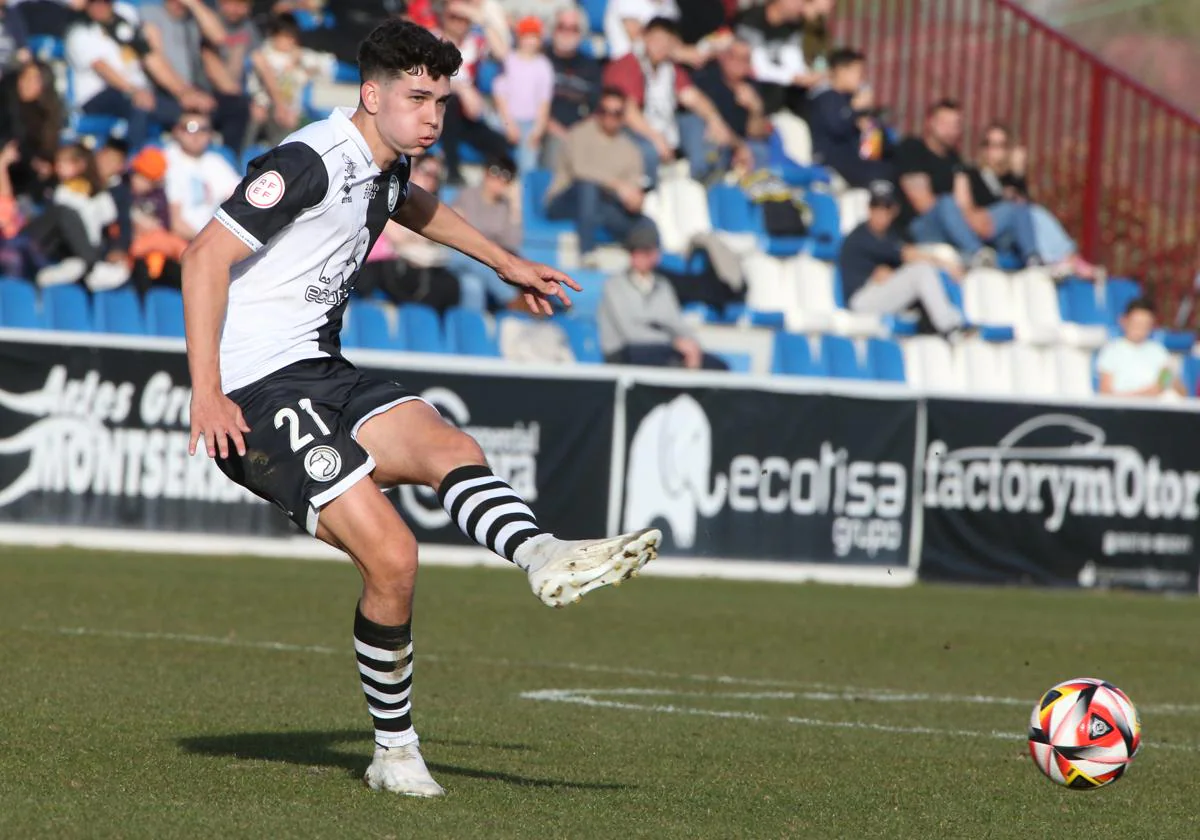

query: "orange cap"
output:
131 147 167 181
515 16 543 38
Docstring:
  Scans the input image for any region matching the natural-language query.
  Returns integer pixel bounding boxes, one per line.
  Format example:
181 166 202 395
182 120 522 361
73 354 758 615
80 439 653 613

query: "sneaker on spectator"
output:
1048 254 1097 281
969 247 997 270
85 261 131 292
36 258 88 288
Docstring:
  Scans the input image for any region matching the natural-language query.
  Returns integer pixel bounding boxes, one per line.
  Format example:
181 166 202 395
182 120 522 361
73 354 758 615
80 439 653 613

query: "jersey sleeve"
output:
387 156 414 222
214 142 329 252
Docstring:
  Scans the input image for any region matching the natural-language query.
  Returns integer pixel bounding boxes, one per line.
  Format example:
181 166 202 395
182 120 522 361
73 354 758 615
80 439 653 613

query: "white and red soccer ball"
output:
1028 677 1141 789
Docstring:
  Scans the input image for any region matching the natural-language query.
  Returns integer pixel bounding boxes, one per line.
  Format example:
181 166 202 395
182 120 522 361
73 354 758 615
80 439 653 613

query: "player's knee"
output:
359 526 419 590
434 431 487 479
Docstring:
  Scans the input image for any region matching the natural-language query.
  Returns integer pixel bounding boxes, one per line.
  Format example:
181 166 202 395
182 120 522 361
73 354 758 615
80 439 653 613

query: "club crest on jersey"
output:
246 171 285 209
388 175 401 212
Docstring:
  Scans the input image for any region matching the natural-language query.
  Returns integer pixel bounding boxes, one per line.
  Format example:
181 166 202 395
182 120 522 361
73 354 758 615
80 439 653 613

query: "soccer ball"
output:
1028 677 1141 789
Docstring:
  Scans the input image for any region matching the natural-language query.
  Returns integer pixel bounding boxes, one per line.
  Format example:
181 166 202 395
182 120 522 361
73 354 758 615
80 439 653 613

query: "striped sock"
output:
438 464 546 567
354 606 417 750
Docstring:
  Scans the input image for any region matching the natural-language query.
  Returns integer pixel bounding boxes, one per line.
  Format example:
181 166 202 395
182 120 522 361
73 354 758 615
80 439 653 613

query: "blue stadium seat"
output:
523 169 573 243
563 268 607 319
715 351 752 373
748 310 785 330
580 0 606 32
1060 278 1105 325
772 332 828 376
241 143 272 174
445 307 500 356
145 287 186 337
1182 356 1200 397
805 190 842 261
475 59 502 96
559 317 604 363
824 335 871 379
868 337 906 382
708 184 764 236
345 302 400 351
682 302 718 323
335 61 359 84
940 270 964 311
1158 330 1196 354
93 287 145 335
767 132 833 187
0 278 44 329
28 35 64 61
43 284 93 332
398 304 446 353
1106 277 1141 325
719 302 748 324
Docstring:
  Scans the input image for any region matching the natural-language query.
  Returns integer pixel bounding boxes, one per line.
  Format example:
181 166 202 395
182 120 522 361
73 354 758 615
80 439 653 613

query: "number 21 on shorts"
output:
274 398 331 451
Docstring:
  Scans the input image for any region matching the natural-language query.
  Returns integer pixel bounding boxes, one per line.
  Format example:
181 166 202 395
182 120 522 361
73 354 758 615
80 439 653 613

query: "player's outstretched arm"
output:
181 222 254 459
393 182 581 315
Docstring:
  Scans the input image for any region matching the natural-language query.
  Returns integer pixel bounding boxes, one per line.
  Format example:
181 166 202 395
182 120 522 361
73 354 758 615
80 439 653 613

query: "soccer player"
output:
180 20 660 798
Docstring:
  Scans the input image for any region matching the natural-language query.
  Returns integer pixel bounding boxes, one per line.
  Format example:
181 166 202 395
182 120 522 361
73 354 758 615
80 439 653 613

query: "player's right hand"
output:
189 391 251 459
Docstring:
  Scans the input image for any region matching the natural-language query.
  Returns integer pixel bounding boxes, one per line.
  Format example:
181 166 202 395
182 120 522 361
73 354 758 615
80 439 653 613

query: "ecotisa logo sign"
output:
922 414 1200 531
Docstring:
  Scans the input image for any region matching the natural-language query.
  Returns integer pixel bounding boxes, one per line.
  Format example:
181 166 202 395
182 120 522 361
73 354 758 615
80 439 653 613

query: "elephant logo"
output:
623 394 728 549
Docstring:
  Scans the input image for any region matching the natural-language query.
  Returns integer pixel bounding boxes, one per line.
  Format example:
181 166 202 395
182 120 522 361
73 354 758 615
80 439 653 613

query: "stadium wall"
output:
0 330 1197 593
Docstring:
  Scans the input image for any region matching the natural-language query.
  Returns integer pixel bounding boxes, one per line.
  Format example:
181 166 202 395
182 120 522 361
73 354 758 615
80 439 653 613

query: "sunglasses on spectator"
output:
555 23 581 32
487 165 514 181
180 120 212 134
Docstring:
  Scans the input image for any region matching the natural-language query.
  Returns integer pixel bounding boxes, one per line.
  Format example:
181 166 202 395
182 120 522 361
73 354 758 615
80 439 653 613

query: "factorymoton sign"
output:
0 335 1197 592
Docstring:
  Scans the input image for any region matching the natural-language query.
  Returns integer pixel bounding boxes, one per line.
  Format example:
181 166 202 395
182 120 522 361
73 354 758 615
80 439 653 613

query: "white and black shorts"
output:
216 358 420 534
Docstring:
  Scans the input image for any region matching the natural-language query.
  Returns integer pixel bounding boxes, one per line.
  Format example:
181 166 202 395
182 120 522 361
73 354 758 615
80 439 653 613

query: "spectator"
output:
807 47 894 188
209 0 260 93
545 6 602 167
164 111 240 241
734 0 821 116
691 37 770 170
492 16 554 175
66 0 196 149
0 0 31 71
126 145 188 293
598 224 727 369
140 0 253 154
438 0 511 185
544 87 654 261
603 17 737 183
895 99 1036 267
0 58 61 201
449 154 523 311
26 142 129 290
965 122 1096 279
1097 298 1182 398
247 12 337 146
0 140 32 277
359 154 461 311
839 181 967 338
500 0 577 32
604 0 679 61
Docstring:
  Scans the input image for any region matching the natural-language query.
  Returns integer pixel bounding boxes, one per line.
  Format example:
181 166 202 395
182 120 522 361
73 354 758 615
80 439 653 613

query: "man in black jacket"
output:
807 47 893 187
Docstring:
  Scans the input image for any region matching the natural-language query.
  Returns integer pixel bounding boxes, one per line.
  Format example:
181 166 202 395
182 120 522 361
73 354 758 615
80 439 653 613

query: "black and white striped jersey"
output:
214 107 411 393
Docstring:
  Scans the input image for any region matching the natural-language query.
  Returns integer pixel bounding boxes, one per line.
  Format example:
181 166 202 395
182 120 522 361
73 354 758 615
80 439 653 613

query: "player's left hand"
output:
497 257 583 316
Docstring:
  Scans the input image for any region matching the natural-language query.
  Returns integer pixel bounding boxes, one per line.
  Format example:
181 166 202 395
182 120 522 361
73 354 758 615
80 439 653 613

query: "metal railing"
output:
833 0 1200 316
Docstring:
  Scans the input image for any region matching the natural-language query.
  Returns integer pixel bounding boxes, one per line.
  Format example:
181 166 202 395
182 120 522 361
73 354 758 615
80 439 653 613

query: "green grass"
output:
1 547 1197 839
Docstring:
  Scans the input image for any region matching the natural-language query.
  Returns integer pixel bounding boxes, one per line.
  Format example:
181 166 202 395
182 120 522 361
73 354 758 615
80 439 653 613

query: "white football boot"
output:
363 742 445 797
519 529 661 608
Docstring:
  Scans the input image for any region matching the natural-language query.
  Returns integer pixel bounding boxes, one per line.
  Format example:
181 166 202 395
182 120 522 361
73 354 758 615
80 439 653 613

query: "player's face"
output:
372 71 451 157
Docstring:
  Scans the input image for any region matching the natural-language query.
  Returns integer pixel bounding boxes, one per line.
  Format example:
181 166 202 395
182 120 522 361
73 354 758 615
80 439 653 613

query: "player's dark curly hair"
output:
358 19 462 83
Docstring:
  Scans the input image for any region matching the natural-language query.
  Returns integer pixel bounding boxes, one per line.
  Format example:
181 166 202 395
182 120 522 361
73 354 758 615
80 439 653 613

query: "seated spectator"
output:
140 0 254 154
209 0 260 96
1097 298 1183 398
964 122 1096 279
603 17 737 184
164 111 240 241
66 0 198 149
544 6 602 168
358 154 461 311
126 145 188 293
27 142 129 291
449 154 523 311
599 225 727 369
0 140 32 277
0 0 31 71
691 37 770 171
807 47 894 188
895 99 1036 267
246 13 336 146
493 16 554 175
734 0 822 117
0 58 62 202
545 87 655 261
604 0 679 61
839 181 967 339
501 0 578 33
437 0 511 185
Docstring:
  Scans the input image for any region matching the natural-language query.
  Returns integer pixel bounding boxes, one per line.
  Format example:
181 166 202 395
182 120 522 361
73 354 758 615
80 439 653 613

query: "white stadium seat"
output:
837 188 870 235
901 335 961 391
742 253 789 314
1013 268 1107 349
784 255 885 336
1010 342 1059 396
1055 346 1096 397
962 268 1018 329
643 177 713 256
957 337 1015 395
771 111 813 165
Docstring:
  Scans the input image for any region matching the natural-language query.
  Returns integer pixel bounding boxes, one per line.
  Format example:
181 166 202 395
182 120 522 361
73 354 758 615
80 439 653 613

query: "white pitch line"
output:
28 625 1200 717
521 688 1200 753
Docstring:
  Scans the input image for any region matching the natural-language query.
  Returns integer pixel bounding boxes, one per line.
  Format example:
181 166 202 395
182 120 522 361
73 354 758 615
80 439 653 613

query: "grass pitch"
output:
1 547 1197 839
